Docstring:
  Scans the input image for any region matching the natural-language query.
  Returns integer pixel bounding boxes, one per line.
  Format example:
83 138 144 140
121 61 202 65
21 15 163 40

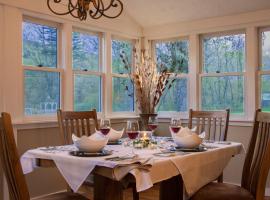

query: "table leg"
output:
159 175 183 200
94 174 124 200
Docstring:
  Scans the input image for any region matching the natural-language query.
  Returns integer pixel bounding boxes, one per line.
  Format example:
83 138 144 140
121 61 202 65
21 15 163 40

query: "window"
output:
154 39 189 112
111 38 134 112
23 19 61 116
72 30 102 112
200 32 245 114
259 28 270 112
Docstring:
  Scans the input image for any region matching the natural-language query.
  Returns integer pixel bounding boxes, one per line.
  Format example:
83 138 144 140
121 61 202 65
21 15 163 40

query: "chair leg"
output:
217 173 223 183
66 183 73 192
132 185 139 200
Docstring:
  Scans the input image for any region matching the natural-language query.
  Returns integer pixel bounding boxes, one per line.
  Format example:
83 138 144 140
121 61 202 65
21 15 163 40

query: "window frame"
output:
258 27 270 111
199 30 247 119
110 35 136 115
72 28 104 113
151 37 190 118
22 17 63 120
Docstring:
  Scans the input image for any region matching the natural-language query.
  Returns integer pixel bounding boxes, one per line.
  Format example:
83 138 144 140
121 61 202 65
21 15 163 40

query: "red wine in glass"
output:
171 126 181 133
100 128 110 135
127 131 139 140
148 124 158 131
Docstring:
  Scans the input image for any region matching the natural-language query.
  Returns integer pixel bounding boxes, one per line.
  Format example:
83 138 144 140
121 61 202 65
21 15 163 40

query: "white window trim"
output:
109 36 137 117
258 27 270 111
72 29 103 113
151 38 190 118
22 17 63 121
199 31 247 120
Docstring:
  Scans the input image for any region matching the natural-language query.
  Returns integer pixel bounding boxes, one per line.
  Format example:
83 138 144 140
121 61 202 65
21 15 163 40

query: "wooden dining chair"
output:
57 109 99 145
0 112 89 200
57 109 139 200
188 109 230 141
188 109 230 183
191 109 270 200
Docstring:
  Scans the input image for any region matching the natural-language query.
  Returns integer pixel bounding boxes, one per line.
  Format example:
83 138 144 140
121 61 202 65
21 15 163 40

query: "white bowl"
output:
73 134 108 152
174 134 203 148
107 128 124 142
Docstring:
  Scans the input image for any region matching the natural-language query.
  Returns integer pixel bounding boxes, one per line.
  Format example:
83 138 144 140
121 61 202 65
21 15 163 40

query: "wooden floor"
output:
81 184 160 200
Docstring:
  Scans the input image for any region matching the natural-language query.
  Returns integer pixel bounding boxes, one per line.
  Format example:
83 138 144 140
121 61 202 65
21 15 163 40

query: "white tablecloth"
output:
21 142 244 196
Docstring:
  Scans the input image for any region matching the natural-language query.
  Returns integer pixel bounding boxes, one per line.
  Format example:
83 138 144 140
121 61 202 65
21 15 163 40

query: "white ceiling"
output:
124 0 270 27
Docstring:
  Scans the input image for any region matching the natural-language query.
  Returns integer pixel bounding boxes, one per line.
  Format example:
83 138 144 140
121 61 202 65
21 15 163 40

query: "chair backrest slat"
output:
188 109 230 141
213 118 217 140
218 118 222 141
241 109 270 200
57 109 99 145
0 113 30 200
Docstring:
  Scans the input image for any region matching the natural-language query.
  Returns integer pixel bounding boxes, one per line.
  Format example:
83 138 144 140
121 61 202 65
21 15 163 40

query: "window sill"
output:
157 117 253 127
13 115 254 130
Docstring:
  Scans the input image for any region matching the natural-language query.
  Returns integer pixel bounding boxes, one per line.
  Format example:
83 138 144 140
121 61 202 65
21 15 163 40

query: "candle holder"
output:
132 131 157 149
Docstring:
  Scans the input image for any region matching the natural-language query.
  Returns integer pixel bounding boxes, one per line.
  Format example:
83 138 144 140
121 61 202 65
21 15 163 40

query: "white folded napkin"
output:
72 133 108 152
95 128 124 141
171 127 205 148
170 126 205 138
170 126 196 137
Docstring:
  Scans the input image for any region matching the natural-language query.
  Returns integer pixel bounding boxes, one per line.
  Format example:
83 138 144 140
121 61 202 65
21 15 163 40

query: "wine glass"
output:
100 119 111 136
126 120 139 140
126 120 139 155
148 116 158 135
148 116 158 139
170 118 182 134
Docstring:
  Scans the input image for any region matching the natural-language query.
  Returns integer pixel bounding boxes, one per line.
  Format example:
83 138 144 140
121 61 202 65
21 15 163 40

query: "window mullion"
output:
73 69 102 76
24 66 62 73
199 72 243 77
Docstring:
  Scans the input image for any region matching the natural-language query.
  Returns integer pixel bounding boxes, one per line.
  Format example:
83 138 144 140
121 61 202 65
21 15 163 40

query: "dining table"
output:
20 137 244 200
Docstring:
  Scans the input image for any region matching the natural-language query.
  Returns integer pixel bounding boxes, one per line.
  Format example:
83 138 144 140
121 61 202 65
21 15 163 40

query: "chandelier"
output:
47 0 124 20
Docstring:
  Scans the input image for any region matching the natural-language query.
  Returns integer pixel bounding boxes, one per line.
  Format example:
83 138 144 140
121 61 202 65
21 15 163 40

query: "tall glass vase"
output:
139 113 158 131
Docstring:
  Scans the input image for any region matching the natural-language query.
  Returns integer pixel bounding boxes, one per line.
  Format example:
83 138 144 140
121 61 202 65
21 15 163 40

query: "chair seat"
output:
190 182 254 200
37 192 89 200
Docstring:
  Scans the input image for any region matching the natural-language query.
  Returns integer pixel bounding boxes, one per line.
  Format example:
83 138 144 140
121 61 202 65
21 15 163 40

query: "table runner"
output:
21 142 244 195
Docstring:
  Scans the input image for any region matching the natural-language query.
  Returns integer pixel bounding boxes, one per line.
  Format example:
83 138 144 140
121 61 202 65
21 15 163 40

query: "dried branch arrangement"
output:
120 49 176 114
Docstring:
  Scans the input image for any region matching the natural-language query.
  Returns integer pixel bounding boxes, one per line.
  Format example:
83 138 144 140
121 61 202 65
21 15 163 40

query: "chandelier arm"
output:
97 0 113 11
89 0 104 19
68 1 81 19
90 0 123 19
47 0 76 16
89 0 102 17
98 0 123 19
